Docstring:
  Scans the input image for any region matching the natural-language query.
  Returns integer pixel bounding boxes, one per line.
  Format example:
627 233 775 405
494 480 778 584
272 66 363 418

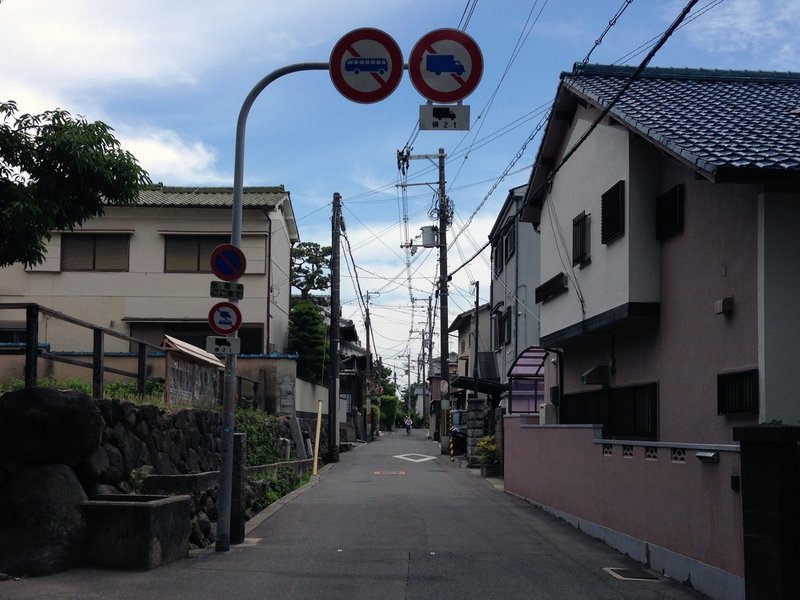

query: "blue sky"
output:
2 0 798 377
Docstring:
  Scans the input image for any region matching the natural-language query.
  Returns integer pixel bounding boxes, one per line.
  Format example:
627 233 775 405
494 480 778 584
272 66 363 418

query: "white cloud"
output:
117 128 226 185
679 0 800 68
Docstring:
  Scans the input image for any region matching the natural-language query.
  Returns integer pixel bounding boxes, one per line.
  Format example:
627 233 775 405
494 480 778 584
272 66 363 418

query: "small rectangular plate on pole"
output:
210 280 244 300
206 336 241 355
419 104 470 131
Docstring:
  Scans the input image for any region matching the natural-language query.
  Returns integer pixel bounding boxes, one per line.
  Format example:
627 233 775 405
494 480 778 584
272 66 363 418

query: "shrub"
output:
477 435 500 465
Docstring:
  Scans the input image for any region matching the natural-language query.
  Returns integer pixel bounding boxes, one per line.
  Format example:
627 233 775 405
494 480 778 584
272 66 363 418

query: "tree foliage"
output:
0 101 150 268
291 242 331 300
288 299 329 384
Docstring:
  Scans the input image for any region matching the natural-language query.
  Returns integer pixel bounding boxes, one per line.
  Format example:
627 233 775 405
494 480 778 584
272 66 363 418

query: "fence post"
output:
92 328 104 399
137 343 147 396
230 432 246 544
24 304 39 388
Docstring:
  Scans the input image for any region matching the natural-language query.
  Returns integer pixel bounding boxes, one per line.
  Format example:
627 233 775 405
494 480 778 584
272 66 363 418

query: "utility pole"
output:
327 192 341 463
437 148 450 424
397 149 449 436
426 296 433 424
364 292 374 442
407 353 412 415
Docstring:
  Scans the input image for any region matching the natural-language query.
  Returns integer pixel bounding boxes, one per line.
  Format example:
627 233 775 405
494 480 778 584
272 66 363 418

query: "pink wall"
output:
504 418 744 578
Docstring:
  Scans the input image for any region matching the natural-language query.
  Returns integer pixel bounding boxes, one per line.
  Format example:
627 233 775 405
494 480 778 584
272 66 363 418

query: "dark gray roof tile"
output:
563 64 800 179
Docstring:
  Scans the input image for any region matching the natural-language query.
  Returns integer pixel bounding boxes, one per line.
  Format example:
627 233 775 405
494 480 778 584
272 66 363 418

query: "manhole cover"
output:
604 567 660 581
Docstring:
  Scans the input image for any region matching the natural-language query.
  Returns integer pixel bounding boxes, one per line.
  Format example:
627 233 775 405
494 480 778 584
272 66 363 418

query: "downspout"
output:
265 209 272 353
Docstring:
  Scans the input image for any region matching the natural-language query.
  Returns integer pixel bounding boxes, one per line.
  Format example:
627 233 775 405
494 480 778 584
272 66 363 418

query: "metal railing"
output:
0 303 260 405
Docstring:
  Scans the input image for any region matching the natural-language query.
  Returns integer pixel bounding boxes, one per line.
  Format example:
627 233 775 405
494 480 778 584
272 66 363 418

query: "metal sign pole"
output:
216 62 329 553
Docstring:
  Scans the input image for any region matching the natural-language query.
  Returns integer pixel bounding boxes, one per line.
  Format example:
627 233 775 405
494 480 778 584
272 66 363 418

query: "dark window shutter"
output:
572 211 589 266
718 370 758 415
535 272 568 303
656 184 684 241
94 235 129 271
601 180 625 244
61 234 95 270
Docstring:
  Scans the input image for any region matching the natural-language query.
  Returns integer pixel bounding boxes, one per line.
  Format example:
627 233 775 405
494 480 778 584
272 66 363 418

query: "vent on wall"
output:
717 369 758 415
535 272 568 303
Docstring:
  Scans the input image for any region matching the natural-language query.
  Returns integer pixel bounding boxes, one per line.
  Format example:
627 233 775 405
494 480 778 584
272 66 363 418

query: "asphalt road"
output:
3 429 710 599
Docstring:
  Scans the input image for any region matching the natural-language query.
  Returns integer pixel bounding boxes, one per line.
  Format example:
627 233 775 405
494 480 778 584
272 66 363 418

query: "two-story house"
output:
488 184 546 416
505 64 800 600
0 185 299 385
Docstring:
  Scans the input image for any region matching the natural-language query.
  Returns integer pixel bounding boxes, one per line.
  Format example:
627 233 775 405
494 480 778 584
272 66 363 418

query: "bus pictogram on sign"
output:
330 28 403 104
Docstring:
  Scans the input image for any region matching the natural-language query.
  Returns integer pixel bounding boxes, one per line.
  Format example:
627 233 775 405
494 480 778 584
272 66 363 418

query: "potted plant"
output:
477 435 502 477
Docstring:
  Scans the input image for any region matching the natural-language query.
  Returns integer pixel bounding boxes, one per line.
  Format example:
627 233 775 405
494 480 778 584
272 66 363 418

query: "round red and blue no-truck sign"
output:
330 28 404 104
409 28 483 103
210 243 246 282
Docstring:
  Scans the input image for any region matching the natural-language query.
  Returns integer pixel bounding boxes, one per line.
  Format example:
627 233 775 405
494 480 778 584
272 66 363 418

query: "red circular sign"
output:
208 301 242 335
330 28 403 104
409 28 483 103
210 243 246 282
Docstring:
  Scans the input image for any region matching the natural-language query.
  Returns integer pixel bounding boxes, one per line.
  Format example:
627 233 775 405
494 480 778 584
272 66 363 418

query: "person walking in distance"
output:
404 415 413 435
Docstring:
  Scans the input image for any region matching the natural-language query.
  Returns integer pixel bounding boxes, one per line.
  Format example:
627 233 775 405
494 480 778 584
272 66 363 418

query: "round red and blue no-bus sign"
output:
330 28 404 104
409 28 483 103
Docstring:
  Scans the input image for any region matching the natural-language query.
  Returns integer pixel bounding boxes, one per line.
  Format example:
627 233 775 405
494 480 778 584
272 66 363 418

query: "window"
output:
504 307 512 345
492 243 503 277
495 310 505 349
601 180 625 244
504 226 516 262
572 211 590 267
164 235 228 273
61 233 129 271
656 184 684 241
718 369 758 415
560 383 658 440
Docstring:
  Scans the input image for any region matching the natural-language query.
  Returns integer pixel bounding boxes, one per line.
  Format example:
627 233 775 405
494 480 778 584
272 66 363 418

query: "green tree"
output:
0 101 150 268
291 242 331 301
288 299 329 384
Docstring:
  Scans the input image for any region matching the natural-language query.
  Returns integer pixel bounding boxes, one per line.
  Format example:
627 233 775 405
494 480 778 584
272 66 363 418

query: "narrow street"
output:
5 430 709 600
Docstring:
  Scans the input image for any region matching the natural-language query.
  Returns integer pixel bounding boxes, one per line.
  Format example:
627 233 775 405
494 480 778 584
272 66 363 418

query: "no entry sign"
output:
409 28 483 103
330 28 403 104
210 243 246 282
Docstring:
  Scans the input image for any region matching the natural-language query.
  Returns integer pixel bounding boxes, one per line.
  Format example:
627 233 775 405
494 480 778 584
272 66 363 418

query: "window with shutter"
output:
61 234 129 271
164 235 228 272
717 370 758 415
656 184 684 241
601 180 625 244
572 211 590 267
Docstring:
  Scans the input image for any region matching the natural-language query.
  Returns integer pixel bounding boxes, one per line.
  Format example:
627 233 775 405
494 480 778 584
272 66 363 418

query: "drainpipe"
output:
265 210 272 353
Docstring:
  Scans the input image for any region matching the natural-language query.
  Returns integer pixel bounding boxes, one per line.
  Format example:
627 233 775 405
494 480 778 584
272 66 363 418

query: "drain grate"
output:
604 567 660 581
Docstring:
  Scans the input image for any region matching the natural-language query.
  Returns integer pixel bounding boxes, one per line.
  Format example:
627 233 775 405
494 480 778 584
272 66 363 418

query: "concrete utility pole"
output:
364 292 373 442
437 148 449 424
328 192 342 463
399 149 449 435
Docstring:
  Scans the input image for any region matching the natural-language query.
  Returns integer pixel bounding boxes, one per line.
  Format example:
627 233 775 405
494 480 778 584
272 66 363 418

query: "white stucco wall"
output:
539 107 660 339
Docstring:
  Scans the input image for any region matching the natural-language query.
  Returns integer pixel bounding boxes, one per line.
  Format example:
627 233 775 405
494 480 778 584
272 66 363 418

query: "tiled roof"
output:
137 185 289 208
562 64 800 179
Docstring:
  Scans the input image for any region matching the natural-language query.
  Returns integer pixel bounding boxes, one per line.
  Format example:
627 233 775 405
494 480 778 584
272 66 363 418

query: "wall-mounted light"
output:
695 451 719 463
